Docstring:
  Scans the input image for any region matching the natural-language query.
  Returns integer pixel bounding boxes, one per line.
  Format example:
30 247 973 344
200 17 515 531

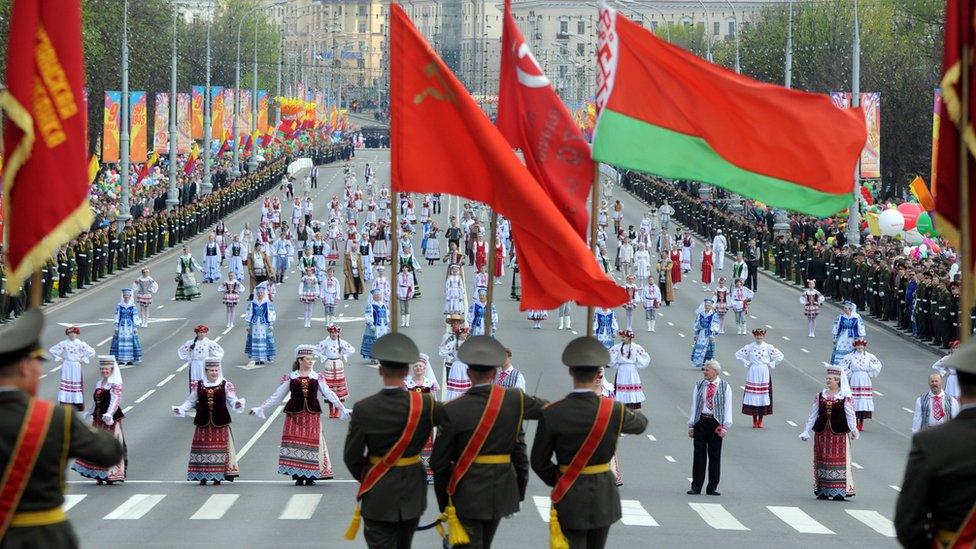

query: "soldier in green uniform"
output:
531 337 648 549
430 336 547 549
0 309 124 548
343 333 439 549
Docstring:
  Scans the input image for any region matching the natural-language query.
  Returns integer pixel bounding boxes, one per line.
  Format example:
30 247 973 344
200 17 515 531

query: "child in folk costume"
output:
218 271 246 329
73 356 126 484
178 325 225 391
467 289 498 336
799 364 858 500
425 221 442 265
361 289 391 363
404 353 440 484
440 324 471 401
315 325 356 418
730 278 755 335
680 231 695 273
735 329 785 428
49 326 96 409
621 274 640 331
398 238 423 298
640 276 663 332
110 289 142 365
173 358 245 485
444 264 467 316
701 244 714 286
297 245 317 281
593 307 619 349
132 267 159 328
473 235 489 272
690 299 720 369
657 252 675 306
712 277 731 334
830 301 866 365
669 245 683 285
372 222 391 263
800 280 826 338
839 339 883 431
227 235 247 280
557 302 573 330
175 245 203 301
633 243 652 281
299 267 321 328
397 263 415 327
311 234 329 279
202 233 222 283
527 309 548 329
933 340 962 399
250 346 350 485
244 282 277 364
370 265 392 304
474 264 489 297
320 266 341 325
609 330 651 409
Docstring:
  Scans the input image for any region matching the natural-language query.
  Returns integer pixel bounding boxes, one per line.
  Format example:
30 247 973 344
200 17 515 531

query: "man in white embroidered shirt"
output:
912 373 959 433
687 360 733 496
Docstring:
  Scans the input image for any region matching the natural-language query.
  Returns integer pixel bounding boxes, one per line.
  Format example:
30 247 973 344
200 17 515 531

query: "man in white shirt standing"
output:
494 348 526 391
687 360 733 496
712 230 727 271
912 373 959 433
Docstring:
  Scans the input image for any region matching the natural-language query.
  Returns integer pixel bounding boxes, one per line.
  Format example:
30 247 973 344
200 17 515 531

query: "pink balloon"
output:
897 203 922 230
930 243 941 255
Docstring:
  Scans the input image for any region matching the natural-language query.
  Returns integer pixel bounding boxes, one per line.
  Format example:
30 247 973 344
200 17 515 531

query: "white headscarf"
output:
98 355 123 386
415 353 438 385
823 362 852 398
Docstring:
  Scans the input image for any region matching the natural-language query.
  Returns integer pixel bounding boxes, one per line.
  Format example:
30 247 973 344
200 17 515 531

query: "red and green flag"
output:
591 6 866 217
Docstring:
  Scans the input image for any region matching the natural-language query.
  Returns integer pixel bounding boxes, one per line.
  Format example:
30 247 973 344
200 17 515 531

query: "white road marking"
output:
688 503 750 531
51 366 62 372
664 456 675 463
767 506 835 534
279 494 322 520
238 405 285 459
646 435 656 441
902 407 914 413
782 336 791 341
739 386 745 391
190 494 240 520
237 361 265 371
765 324 773 328
40 374 47 379
667 321 674 326
687 478 694 483
750 315 757 319
873 390 884 396
157 374 176 387
620 500 659 526
801 348 809 353
786 420 798 427
678 333 685 338
62 494 87 512
222 326 233 335
846 510 895 537
134 390 155 403
852 462 863 470
157 305 164 309
212 336 222 343
722 371 730 377
122 406 133 414
177 362 188 372
97 336 112 347
533 496 553 521
890 485 901 492
571 330 578 335
104 494 166 519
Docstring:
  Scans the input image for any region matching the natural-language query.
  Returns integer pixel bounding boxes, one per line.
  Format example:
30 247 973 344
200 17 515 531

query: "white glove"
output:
101 414 114 426
172 406 185 417
799 432 810 442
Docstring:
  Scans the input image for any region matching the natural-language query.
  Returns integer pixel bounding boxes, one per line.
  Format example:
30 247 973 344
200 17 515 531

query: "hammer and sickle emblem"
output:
413 63 458 105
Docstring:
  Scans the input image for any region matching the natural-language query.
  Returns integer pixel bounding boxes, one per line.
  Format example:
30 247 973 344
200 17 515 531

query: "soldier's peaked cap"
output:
0 309 48 365
561 337 610 368
942 338 976 375
458 336 506 369
371 333 420 365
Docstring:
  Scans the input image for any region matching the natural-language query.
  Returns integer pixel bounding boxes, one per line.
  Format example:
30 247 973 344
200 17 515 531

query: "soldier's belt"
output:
369 454 421 467
472 454 511 464
936 530 954 547
10 507 67 527
558 463 611 475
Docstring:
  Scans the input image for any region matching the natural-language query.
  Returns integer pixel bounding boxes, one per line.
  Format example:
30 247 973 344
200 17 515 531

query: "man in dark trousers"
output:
531 337 648 549
310 166 318 189
687 360 733 496
343 333 438 549
895 339 976 548
0 309 124 547
430 336 547 548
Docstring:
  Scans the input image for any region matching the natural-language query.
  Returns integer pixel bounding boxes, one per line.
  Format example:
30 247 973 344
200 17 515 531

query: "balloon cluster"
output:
277 97 316 119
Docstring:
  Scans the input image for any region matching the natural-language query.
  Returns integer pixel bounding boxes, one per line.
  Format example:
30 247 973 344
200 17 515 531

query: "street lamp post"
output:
248 21 259 174
232 4 267 177
275 29 282 127
696 0 712 62
848 0 862 247
723 0 740 73
202 10 213 195
785 0 794 88
620 0 672 43
166 3 178 208
119 0 131 222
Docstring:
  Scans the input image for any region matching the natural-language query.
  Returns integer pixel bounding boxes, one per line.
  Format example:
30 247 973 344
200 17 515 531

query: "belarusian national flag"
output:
592 6 866 217
183 143 199 175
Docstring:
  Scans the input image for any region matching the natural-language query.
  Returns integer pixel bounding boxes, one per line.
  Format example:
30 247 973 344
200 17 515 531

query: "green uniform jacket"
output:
531 392 648 530
343 388 439 523
431 385 547 520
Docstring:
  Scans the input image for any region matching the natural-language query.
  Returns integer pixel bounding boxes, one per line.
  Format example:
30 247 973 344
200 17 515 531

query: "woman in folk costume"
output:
657 251 675 306
178 325 225 391
173 358 246 485
251 345 350 485
217 270 246 329
473 234 489 272
244 282 277 365
345 220 361 255
361 289 391 363
396 263 416 327
467 289 498 336
838 339 883 431
474 264 489 297
50 326 96 409
712 277 731 334
132 267 159 328
270 196 283 228
440 324 471 401
315 325 356 418
799 364 858 500
403 353 440 484
327 221 343 264
700 243 714 286
299 266 321 328
690 299 720 369
110 289 142 365
608 330 651 409
202 232 222 283
597 243 611 274
621 274 640 331
291 196 304 227
800 279 826 338
72 356 127 484
261 197 273 224
425 221 442 265
593 306 619 349
493 238 506 280
404 198 417 224
830 301 865 365
214 220 228 260
444 263 467 316
320 266 342 326
372 220 391 263
633 242 652 281
617 236 635 277
365 200 378 225
680 231 695 273
398 236 423 298
933 340 962 399
669 245 683 285
527 308 548 329
175 244 203 301
640 276 662 333
311 233 329 280
730 278 755 335
358 229 374 284
226 234 247 281
735 328 785 428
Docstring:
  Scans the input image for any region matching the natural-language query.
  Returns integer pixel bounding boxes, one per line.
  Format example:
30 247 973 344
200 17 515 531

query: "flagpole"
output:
960 43 972 343
486 210 499 322
587 165 600 337
390 188 400 334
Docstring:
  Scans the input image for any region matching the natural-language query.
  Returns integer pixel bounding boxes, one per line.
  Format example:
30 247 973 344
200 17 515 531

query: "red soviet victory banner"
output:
390 4 626 310
496 0 594 239
1 0 92 290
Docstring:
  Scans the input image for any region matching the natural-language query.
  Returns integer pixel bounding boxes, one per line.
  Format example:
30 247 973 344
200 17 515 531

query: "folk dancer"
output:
687 360 733 496
474 265 489 296
72 356 126 484
110 289 142 365
245 241 274 299
634 242 652 282
440 322 471 401
609 330 651 409
425 222 442 265
701 244 714 287
398 239 423 298
467 289 498 337
618 237 635 277
617 274 638 330
270 233 295 284
730 278 755 335
371 265 392 304
830 301 865 365
175 245 203 301
712 278 731 334
932 340 961 400
557 302 573 331
669 245 683 286
496 349 527 391
217 271 246 329
397 263 415 327
838 339 883 431
735 329 785 428
298 245 317 281
640 277 662 333
316 325 355 418
712 230 727 270
49 326 96 409
527 308 548 329
799 364 858 500
801 280 826 337
172 358 245 485
202 233 222 283
344 247 363 300
299 266 321 328
251 345 350 484
690 299 720 369
132 267 159 327
444 264 467 316
403 352 441 484
532 337 648 548
361 289 391 364
244 282 277 365
680 231 695 273
593 307 619 349
659 200 674 229
731 253 747 284
226 235 247 280
657 252 675 306
320 266 342 325
912 373 959 433
178 325 225 390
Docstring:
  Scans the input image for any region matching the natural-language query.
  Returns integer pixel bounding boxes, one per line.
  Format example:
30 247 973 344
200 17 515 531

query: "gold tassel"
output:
549 507 569 549
343 505 362 540
445 504 470 545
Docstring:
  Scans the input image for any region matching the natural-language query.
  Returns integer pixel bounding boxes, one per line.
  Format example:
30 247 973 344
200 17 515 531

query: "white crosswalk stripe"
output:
279 494 322 519
104 494 166 519
190 494 240 520
688 503 750 531
620 500 659 526
533 496 552 522
846 510 896 537
62 494 87 511
767 506 834 534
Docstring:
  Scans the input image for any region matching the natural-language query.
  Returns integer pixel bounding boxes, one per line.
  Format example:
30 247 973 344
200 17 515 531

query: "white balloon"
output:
878 208 905 236
919 244 928 253
902 246 911 256
903 228 924 245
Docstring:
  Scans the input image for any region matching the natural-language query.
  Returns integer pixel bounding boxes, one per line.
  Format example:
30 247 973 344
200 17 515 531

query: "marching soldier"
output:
430 336 547 548
0 309 125 547
343 333 439 549
531 337 648 549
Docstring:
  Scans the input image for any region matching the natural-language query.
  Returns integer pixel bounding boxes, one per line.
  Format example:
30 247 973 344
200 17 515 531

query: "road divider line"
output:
279 494 322 520
97 336 112 347
667 322 674 326
664 456 675 463
782 336 791 341
134 390 155 403
213 336 222 343
873 391 884 396
40 374 47 379
786 420 797 427
157 374 176 387
767 506 834 534
800 348 809 353
889 485 901 492
177 362 188 372
846 510 895 537
104 494 166 520
765 324 773 328
238 405 285 459
222 326 232 335
51 366 62 372
646 435 656 441
852 462 863 470
678 333 685 338
157 305 164 309
902 407 914 413
722 371 730 377
190 494 240 520
122 406 133 414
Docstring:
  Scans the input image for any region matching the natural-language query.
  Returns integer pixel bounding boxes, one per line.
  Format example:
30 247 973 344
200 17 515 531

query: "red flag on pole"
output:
1 0 92 289
390 4 625 310
183 143 200 175
135 150 159 185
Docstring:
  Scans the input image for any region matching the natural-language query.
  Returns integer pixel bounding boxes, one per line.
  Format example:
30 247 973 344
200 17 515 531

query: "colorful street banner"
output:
153 92 169 153
210 86 225 139
177 92 192 154
257 90 269 133
129 91 148 162
102 91 121 162
859 92 881 179
191 85 205 140
931 88 941 193
222 88 235 139
315 91 325 126
239 89 252 134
